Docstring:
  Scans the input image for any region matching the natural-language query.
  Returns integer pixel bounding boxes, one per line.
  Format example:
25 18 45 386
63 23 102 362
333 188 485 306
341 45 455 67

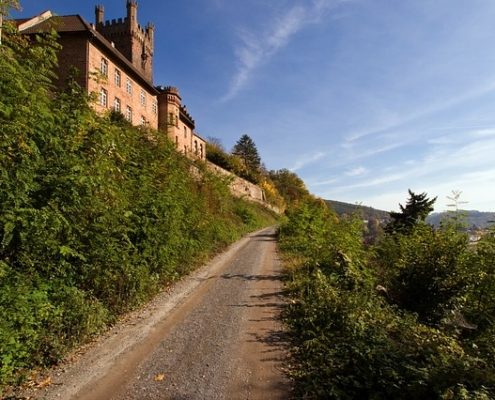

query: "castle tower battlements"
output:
95 1 154 82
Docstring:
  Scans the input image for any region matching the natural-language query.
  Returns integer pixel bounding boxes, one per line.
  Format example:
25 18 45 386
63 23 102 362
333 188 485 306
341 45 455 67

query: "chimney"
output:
95 4 104 25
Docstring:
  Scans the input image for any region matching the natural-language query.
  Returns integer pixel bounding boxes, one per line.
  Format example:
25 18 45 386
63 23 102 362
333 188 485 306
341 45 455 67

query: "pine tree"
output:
232 134 261 183
386 189 436 234
232 134 261 173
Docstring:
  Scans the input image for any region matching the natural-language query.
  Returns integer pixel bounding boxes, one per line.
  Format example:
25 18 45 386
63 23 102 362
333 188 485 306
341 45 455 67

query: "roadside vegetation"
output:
0 17 278 388
206 136 289 211
280 190 495 399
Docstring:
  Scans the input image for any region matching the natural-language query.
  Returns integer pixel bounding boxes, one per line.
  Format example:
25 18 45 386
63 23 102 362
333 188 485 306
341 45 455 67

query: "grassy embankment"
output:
279 198 495 399
0 24 277 388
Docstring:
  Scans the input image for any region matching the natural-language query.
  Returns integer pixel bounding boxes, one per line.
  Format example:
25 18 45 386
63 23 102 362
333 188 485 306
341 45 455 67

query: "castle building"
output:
15 2 206 160
157 86 204 160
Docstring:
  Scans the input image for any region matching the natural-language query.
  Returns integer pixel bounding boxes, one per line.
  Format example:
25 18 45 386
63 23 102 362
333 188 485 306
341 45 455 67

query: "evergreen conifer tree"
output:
386 189 436 234
232 134 261 173
232 134 261 183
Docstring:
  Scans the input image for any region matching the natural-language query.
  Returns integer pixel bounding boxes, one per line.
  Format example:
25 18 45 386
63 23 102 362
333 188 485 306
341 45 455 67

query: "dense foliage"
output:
206 137 286 209
268 168 310 205
280 193 495 399
206 136 261 184
0 22 276 388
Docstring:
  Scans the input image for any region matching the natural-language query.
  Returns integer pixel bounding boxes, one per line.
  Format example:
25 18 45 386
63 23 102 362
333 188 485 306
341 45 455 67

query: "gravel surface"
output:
25 227 290 400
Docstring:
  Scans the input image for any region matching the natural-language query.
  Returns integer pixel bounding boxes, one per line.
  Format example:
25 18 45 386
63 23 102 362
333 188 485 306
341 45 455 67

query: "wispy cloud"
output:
470 128 495 138
343 81 495 145
354 140 407 159
331 173 405 192
427 136 459 145
311 177 340 186
290 150 327 171
221 0 342 101
427 126 495 145
326 135 495 203
346 166 367 176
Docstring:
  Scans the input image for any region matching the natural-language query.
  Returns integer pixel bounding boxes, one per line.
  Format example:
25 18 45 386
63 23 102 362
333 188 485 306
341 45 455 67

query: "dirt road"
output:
31 227 290 400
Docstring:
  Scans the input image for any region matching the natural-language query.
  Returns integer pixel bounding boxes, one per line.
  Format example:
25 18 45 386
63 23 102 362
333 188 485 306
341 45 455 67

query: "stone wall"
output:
205 162 282 214
206 161 264 202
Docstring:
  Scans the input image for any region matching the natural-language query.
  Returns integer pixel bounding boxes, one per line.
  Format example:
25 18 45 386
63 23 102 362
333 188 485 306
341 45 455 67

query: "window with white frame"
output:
100 57 108 77
140 115 146 125
114 69 121 87
114 97 121 112
126 105 133 122
99 88 108 107
126 78 132 95
140 89 146 107
152 99 157 115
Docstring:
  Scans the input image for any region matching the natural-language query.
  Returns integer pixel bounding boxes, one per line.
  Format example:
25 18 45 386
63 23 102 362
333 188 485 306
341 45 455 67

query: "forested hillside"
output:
427 210 495 229
0 19 277 389
325 199 389 220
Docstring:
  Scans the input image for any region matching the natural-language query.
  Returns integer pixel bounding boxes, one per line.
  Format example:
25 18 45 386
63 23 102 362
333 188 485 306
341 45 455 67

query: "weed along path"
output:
32 227 290 400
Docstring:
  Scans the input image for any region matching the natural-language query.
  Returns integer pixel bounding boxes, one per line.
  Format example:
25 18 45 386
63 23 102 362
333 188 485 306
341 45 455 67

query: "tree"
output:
364 217 383 245
386 189 436 234
206 139 231 171
232 134 261 176
206 136 225 151
268 169 309 204
442 190 469 231
0 0 20 45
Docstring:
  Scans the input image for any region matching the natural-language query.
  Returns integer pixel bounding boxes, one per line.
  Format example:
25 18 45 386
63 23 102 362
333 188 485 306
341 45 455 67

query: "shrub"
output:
0 24 277 388
374 224 469 325
280 198 495 399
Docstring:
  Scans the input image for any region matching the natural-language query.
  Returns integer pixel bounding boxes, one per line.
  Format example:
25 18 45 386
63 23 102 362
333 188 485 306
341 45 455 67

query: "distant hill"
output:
325 200 389 220
427 210 495 229
325 201 494 229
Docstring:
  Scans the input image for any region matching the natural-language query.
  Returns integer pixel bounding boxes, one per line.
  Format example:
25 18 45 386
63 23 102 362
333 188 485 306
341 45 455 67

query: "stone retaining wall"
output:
206 161 281 214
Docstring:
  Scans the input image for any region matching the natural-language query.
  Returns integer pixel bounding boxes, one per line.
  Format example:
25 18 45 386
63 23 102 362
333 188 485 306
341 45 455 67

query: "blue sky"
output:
12 0 495 212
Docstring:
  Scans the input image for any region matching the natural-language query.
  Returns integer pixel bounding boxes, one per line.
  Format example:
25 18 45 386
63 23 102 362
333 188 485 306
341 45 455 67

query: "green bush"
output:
374 224 469 324
280 197 495 399
0 23 277 387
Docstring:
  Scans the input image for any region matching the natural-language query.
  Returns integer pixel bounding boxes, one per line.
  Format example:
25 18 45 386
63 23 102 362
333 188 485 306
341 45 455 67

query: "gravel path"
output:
27 227 290 400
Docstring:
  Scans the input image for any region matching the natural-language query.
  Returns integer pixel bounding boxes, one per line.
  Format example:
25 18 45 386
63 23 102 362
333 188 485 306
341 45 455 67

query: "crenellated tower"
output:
157 86 181 134
157 86 197 155
94 1 154 82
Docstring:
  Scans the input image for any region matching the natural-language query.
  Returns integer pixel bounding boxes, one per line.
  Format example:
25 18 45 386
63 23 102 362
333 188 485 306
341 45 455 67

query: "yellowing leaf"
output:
37 376 52 388
154 373 165 382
